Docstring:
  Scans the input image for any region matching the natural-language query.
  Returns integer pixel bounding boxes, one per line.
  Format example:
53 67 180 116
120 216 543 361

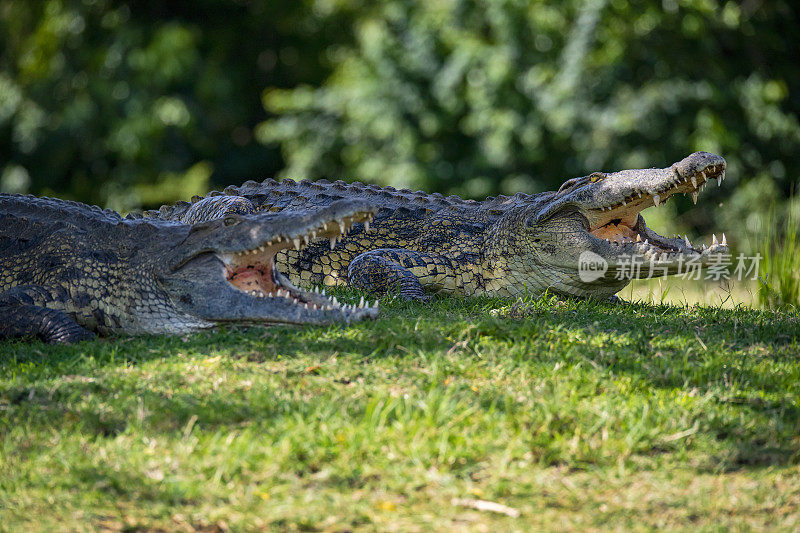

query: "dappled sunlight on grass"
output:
1 292 798 530
626 278 760 308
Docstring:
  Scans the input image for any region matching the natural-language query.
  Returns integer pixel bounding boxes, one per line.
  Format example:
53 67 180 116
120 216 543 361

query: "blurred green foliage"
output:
0 0 356 211
1 0 798 245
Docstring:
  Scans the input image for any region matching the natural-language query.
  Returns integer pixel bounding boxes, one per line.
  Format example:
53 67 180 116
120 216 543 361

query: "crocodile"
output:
142 152 730 300
0 194 378 343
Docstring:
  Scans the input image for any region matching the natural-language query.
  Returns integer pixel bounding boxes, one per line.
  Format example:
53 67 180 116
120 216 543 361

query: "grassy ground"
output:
1 290 799 531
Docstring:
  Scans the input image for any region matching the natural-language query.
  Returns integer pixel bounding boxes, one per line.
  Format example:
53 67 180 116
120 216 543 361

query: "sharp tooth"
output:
691 175 697 188
722 233 727 245
276 289 283 297
701 171 706 180
373 300 379 308
684 235 691 247
653 194 660 207
702 244 707 251
322 222 328 231
637 191 642 198
722 169 726 180
338 221 346 234
364 221 370 232
691 190 699 204
329 237 337 250
304 303 309 309
636 234 642 242
332 296 339 307
303 235 309 245
359 296 365 308
717 176 722 186
644 239 649 245
293 238 301 250
311 230 317 239
712 234 718 245
321 288 326 295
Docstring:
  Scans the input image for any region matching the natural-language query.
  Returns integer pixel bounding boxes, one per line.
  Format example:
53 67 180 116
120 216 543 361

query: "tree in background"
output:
1 0 798 247
259 0 800 246
0 0 354 211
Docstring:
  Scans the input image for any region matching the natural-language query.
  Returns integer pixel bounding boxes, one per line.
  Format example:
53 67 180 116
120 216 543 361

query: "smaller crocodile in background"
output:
143 152 731 301
0 195 378 343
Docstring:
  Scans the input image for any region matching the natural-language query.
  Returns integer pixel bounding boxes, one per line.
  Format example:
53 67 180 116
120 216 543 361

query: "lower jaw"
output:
227 265 327 307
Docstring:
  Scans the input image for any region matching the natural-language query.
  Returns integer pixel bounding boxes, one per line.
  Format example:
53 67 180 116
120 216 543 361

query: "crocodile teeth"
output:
359 296 365 308
690 175 697 188
712 234 718 245
684 235 692 247
637 191 642 198
717 176 722 186
331 296 339 307
722 233 727 245
329 237 337 250
293 238 301 250
364 221 370 232
644 239 649 245
311 230 317 239
636 234 642 242
691 190 699 204
653 194 660 207
700 171 706 180
338 221 346 234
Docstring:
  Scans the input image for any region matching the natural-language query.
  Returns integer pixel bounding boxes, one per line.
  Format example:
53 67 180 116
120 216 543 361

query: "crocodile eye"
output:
223 216 240 226
589 172 606 182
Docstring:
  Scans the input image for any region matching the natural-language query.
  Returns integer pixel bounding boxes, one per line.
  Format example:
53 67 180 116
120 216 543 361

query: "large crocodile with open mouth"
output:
142 152 730 300
0 194 378 343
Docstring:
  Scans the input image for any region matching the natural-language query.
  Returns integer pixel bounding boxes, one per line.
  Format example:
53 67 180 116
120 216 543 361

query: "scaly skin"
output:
143 152 731 300
0 194 378 343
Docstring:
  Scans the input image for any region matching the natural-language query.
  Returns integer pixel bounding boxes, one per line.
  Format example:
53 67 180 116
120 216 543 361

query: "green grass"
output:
758 205 800 311
1 291 799 531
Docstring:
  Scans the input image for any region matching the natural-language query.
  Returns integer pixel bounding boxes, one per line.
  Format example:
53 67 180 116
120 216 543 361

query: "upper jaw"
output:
541 152 730 262
176 203 380 322
581 151 727 233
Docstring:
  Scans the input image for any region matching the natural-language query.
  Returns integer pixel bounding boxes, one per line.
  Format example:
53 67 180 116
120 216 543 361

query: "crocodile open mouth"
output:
220 212 377 312
586 160 728 254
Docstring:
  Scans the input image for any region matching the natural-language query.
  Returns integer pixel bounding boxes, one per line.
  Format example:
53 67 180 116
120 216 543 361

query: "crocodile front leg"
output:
347 249 458 301
0 286 95 343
